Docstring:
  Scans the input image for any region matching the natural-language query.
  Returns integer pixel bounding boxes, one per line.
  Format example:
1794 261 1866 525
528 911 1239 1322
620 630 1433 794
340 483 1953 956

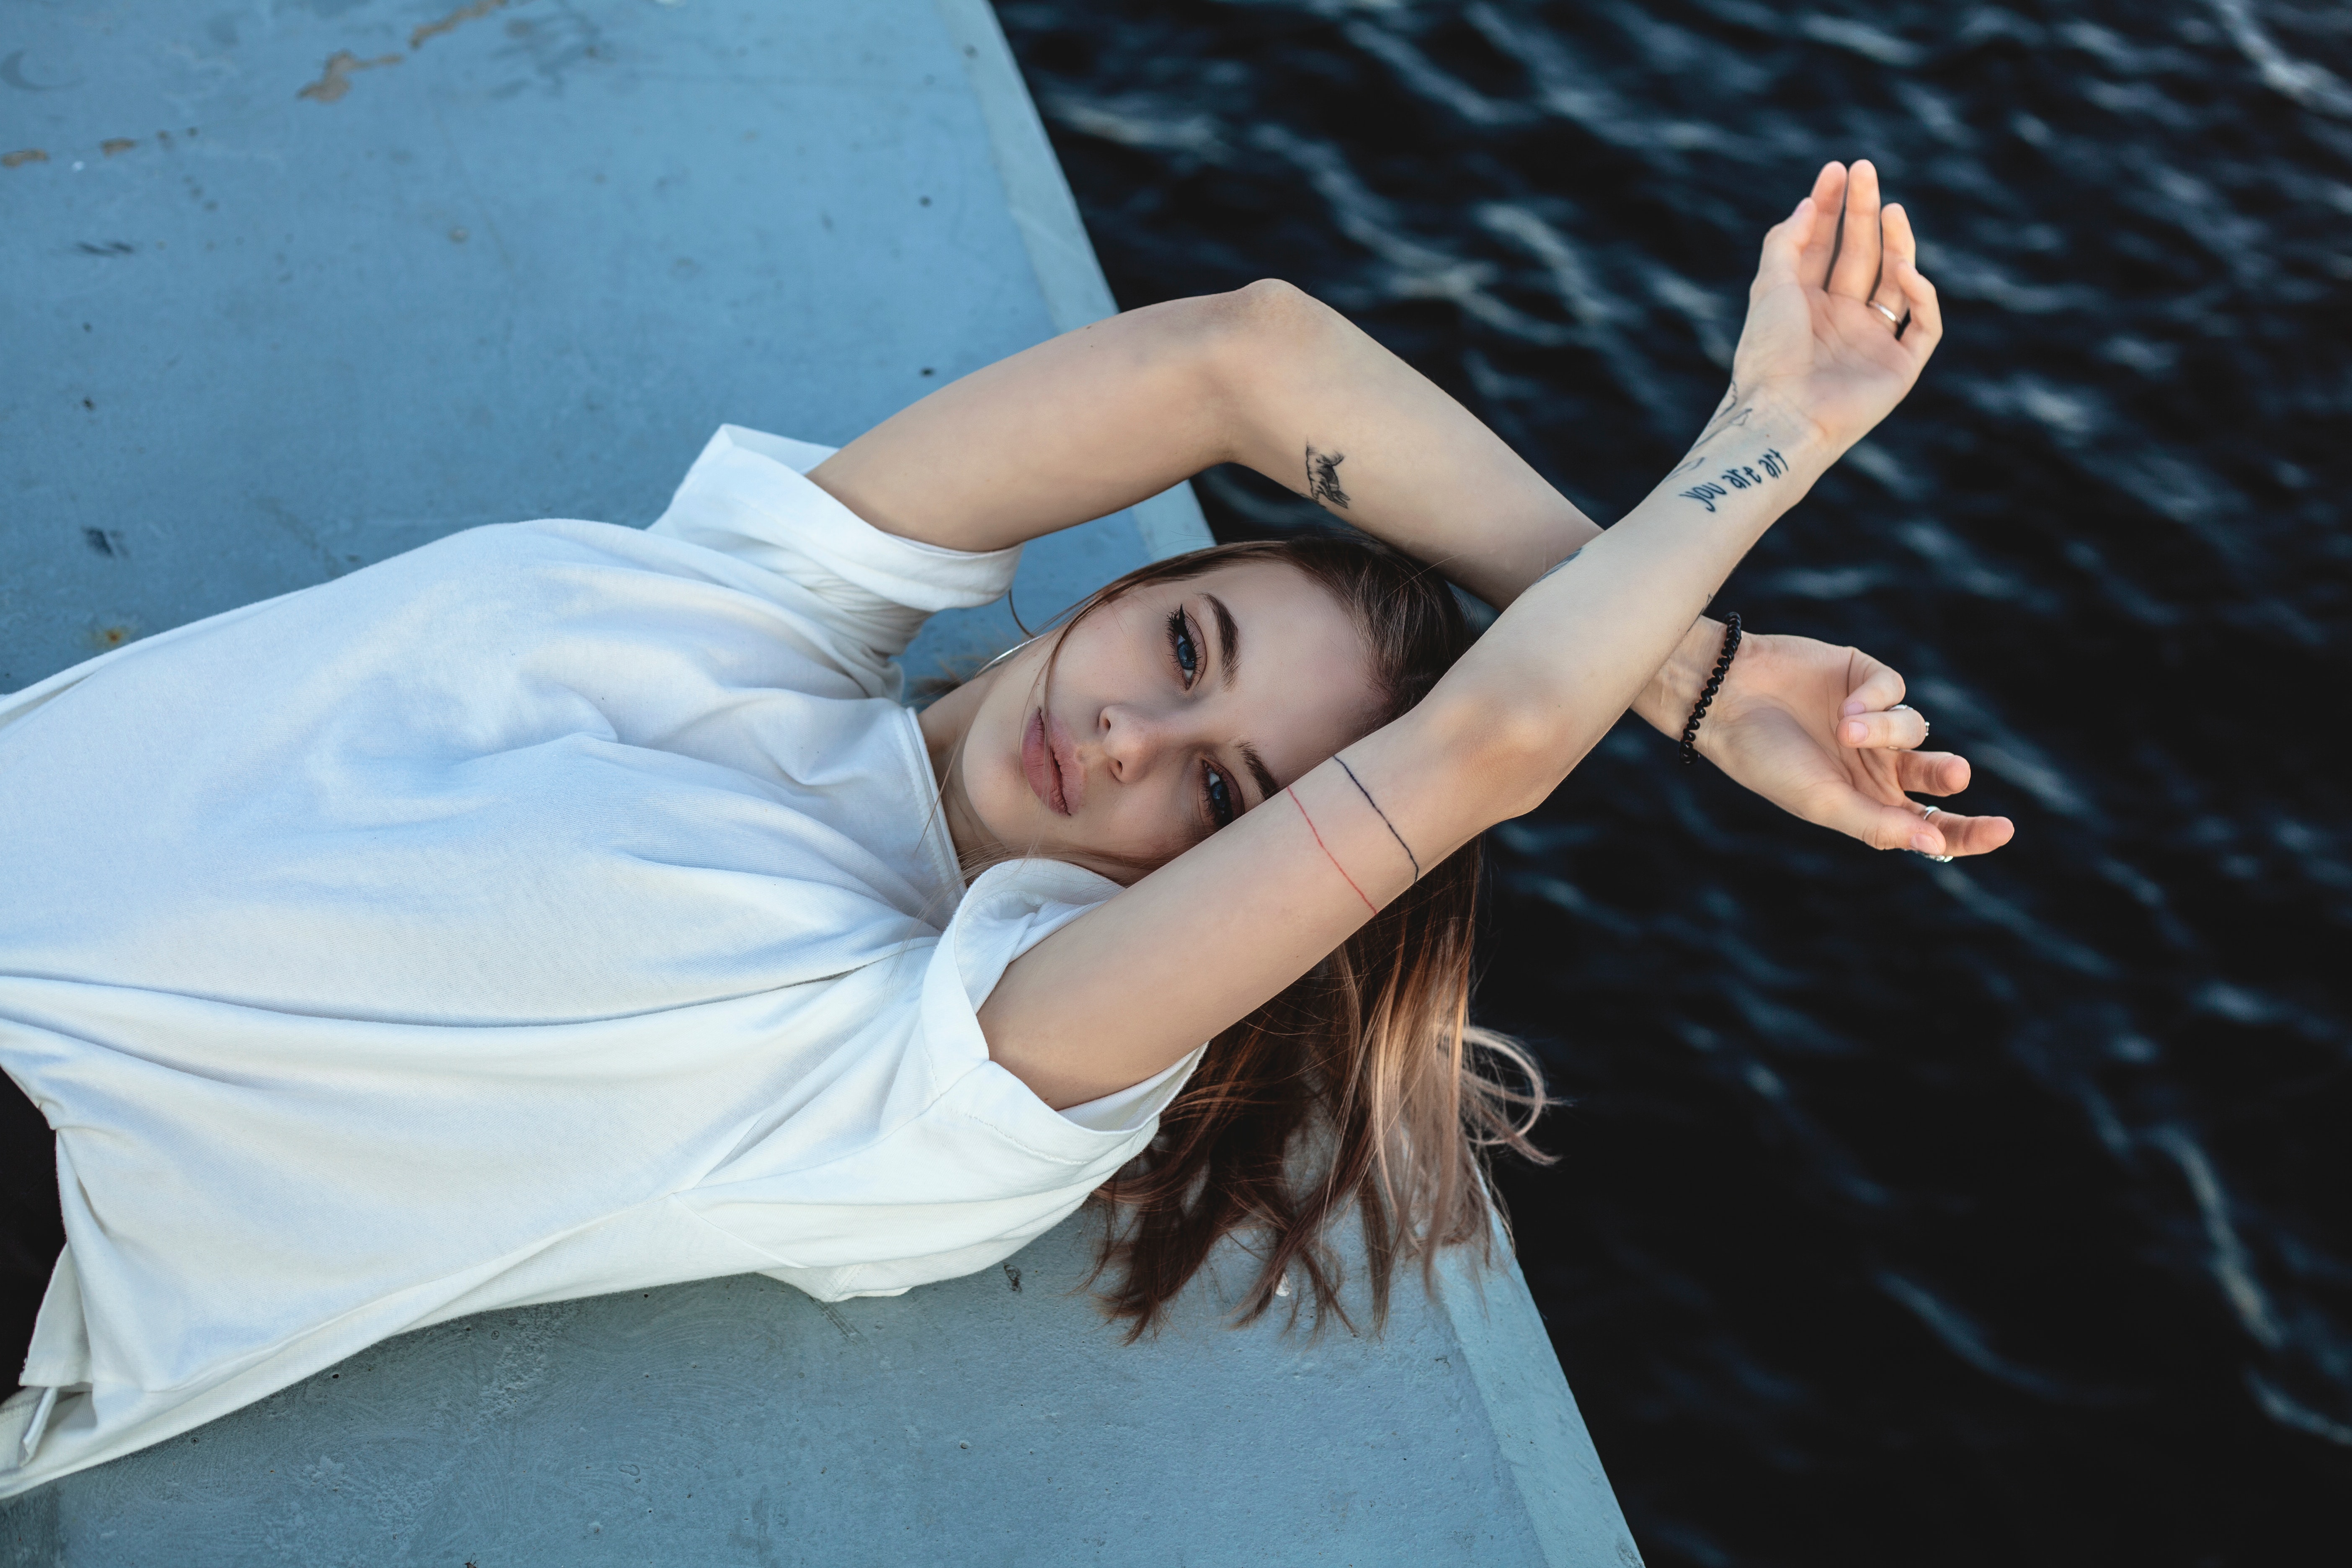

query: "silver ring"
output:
1890 701 1929 740
1869 299 1904 331
1916 803 1953 863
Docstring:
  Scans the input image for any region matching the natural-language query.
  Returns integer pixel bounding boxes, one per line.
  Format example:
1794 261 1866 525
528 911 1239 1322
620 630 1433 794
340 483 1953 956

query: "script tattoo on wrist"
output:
1677 449 1788 513
1305 445 1351 509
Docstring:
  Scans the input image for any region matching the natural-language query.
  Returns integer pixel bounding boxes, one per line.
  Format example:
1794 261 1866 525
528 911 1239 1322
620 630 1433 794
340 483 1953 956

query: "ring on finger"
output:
1869 298 1909 338
1889 701 1930 740
1915 802 1953 863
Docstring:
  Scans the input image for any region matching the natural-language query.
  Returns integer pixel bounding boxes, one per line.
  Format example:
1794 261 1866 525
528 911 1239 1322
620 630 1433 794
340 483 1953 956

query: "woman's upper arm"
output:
803 298 1241 555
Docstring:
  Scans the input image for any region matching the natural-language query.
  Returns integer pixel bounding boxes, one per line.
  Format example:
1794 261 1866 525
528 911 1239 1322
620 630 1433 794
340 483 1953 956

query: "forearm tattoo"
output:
1305 445 1351 509
1676 448 1789 513
1534 546 1584 583
1671 379 1752 476
1669 379 1794 512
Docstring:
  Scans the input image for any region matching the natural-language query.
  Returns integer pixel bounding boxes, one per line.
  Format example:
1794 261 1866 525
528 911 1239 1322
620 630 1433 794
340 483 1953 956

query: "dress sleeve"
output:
647 424 1022 665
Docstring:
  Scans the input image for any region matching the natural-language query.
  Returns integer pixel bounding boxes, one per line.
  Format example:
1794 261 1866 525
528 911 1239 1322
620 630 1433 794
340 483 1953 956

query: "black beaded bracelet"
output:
1678 612 1742 766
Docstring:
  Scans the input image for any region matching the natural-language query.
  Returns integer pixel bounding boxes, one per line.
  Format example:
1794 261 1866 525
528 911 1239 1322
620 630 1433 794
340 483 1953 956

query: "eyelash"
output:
1166 605 1236 830
1166 606 1199 687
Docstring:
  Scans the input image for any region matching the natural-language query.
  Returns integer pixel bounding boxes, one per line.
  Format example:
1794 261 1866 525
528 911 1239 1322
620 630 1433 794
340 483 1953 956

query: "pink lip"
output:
1021 707 1085 816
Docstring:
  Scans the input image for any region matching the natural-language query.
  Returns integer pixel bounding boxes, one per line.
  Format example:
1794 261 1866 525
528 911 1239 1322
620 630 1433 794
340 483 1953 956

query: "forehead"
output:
1163 559 1384 783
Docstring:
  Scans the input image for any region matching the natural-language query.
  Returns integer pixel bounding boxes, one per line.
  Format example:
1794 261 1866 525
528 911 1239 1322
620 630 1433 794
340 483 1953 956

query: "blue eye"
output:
1203 763 1234 829
1167 607 1198 685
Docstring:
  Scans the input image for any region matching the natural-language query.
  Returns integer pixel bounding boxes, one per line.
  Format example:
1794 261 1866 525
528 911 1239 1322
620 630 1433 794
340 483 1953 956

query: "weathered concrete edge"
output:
935 0 1212 561
1439 1234 1644 1568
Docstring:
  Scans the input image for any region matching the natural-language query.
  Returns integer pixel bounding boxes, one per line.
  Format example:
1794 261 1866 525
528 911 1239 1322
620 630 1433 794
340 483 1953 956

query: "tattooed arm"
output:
981 165 1971 1103
812 164 1998 869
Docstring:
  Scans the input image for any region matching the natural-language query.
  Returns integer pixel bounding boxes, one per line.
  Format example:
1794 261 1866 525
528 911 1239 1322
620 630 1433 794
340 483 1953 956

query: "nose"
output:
1091 701 1184 784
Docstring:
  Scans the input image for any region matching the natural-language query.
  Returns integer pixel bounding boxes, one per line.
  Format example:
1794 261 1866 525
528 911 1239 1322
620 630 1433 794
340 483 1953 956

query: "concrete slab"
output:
0 1222 1637 1568
0 0 1202 693
0 1 1636 1560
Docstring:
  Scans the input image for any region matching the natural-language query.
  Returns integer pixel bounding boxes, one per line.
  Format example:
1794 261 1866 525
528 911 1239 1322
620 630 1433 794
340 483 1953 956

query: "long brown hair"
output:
1011 536 1554 1336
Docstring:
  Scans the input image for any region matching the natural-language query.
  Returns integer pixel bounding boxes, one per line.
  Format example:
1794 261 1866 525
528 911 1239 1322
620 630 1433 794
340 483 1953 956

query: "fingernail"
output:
1841 698 1866 716
1911 833 1937 854
1842 720 1867 743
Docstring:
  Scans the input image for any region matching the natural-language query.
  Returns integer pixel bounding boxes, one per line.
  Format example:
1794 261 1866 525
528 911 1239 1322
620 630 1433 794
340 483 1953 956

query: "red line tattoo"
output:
1287 785 1378 916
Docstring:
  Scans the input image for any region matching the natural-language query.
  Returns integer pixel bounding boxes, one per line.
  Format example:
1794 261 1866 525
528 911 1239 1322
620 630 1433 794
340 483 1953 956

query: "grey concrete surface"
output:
0 0 1637 1561
0 1220 1638 1568
0 0 1203 695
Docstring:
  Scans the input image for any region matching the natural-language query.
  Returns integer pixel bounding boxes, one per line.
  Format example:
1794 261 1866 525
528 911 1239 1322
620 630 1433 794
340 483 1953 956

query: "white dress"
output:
0 426 1200 1495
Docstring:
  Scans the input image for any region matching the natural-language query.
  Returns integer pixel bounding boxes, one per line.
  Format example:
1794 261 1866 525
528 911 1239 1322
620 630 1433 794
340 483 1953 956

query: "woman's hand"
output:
1695 633 2014 860
1720 160 1943 458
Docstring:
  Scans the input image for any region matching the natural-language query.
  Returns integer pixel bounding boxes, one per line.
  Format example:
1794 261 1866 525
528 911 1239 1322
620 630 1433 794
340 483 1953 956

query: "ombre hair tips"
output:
999 535 1553 1336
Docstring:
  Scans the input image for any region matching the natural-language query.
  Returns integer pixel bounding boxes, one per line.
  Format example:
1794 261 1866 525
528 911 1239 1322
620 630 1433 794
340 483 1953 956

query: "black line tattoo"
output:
1676 448 1789 512
1305 445 1351 509
1335 756 1421 881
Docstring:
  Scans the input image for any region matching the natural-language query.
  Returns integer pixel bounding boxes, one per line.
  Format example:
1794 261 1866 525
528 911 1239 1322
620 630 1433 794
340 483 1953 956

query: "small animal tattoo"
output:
1305 445 1351 509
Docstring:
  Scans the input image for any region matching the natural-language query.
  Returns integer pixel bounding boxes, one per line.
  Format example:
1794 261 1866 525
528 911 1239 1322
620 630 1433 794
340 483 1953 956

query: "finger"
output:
1882 207 1943 353
1795 161 1844 286
1822 795 1948 854
1836 707 1929 751
1838 656 1906 717
1893 749 1972 797
1827 159 1883 300
1919 810 2015 859
1752 193 1818 300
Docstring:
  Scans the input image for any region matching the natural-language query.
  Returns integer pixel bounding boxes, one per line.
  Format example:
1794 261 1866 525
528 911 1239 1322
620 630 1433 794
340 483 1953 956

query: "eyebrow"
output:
1204 593 1242 690
1201 592 1276 805
1236 741 1279 806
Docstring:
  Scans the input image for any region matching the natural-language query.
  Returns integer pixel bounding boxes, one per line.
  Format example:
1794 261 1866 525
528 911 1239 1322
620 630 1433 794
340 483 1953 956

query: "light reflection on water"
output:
1005 1 2351 1560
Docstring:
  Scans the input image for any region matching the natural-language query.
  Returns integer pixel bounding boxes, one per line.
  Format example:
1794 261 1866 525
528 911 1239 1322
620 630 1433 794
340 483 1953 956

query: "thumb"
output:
1751 196 1815 301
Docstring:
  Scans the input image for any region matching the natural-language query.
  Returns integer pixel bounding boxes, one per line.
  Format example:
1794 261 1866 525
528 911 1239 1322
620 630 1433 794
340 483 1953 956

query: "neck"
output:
916 667 1000 875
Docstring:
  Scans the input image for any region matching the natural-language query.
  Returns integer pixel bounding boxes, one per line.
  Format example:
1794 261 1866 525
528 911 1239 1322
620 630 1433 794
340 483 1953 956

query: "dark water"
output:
1000 3 2351 1561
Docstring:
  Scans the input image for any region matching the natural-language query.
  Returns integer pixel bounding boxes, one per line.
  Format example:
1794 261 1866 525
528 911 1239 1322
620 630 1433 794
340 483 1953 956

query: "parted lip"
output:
1021 707 1084 815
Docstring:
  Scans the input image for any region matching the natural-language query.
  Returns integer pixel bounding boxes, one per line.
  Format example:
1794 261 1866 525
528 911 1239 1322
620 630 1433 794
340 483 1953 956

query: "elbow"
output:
1193 279 1352 420
1422 687 1583 824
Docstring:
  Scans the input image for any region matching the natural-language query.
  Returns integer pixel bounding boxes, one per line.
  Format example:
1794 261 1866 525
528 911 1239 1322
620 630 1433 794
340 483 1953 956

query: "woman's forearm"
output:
1421 397 1834 812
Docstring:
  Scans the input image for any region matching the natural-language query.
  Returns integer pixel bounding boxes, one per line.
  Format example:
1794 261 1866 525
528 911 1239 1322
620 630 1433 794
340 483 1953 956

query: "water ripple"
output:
1005 0 2352 1555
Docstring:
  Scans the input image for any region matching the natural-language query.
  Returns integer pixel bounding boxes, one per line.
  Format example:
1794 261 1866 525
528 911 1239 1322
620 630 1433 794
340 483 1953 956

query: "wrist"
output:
1729 383 1849 472
1635 616 1728 739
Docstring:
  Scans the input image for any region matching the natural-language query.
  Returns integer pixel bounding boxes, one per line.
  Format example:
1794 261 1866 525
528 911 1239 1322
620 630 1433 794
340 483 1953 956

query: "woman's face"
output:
940 560 1384 883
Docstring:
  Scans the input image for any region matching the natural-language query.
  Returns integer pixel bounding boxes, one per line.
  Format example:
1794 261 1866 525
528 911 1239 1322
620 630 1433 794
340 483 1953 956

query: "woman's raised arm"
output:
975 165 1947 1108
808 276 1599 611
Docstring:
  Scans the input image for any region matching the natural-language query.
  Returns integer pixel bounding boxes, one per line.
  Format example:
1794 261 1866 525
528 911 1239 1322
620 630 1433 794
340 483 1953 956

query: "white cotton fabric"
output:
0 426 1201 1495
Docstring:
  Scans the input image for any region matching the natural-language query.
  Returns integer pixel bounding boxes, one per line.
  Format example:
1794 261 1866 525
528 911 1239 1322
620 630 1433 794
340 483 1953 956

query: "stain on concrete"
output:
412 0 517 51
298 50 402 104
0 49 84 92
100 137 137 157
2 148 45 168
76 241 135 256
83 528 127 558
